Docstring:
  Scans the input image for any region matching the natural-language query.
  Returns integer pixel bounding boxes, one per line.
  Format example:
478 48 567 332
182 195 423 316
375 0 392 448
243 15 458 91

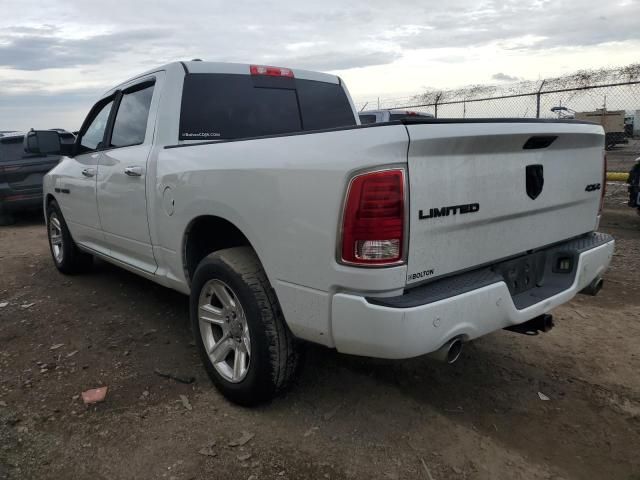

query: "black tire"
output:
46 200 92 274
0 206 15 226
190 247 301 406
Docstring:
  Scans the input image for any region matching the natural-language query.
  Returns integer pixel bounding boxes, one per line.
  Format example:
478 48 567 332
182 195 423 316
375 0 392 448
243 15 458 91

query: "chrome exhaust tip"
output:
580 277 604 296
429 337 464 364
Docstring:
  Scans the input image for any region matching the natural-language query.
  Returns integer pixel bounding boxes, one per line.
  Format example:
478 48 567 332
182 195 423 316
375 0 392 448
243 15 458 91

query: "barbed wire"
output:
354 63 640 110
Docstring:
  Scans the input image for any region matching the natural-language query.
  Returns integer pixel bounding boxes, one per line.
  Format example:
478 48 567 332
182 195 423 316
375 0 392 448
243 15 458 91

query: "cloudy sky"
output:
1 0 639 131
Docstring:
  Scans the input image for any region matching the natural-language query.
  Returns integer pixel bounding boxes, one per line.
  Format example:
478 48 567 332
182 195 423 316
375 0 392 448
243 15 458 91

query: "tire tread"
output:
46 200 92 274
214 247 299 394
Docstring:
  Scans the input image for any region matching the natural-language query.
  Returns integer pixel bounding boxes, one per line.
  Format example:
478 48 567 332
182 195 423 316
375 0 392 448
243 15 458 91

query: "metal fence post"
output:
536 80 546 118
434 93 442 118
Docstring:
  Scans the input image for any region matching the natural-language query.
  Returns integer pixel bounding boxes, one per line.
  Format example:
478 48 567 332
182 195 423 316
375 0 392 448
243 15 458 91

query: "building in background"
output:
575 110 627 149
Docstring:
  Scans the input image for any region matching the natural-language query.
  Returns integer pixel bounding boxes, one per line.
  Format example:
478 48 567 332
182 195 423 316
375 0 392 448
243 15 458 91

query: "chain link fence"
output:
355 64 640 175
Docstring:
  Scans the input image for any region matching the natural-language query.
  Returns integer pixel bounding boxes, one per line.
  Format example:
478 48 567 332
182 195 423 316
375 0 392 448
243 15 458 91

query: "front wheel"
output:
46 201 92 274
190 247 301 406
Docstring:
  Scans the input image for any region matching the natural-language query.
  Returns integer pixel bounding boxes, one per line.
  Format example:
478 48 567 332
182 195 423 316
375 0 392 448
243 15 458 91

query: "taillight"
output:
340 169 406 265
250 65 294 78
600 152 607 214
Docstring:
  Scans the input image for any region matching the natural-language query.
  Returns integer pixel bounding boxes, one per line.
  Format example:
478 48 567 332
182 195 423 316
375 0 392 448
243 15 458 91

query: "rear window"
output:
388 112 432 121
0 137 25 163
359 114 377 124
389 113 413 121
179 73 355 141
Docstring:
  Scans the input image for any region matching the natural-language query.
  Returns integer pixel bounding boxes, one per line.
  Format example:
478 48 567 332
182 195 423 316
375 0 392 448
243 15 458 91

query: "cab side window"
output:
110 82 155 148
78 98 115 154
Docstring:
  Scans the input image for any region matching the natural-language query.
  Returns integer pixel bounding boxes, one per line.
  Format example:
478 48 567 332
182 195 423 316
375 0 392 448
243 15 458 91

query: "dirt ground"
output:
1 189 639 480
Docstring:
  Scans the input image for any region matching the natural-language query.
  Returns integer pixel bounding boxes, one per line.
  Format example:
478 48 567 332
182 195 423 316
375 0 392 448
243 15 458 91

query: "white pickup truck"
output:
29 61 614 405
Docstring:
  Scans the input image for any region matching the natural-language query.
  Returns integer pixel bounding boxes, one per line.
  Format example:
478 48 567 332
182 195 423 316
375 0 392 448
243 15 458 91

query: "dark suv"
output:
0 130 75 224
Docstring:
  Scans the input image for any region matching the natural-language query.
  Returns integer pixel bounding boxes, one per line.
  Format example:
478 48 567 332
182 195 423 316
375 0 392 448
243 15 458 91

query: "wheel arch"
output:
45 193 57 208
182 214 254 287
44 193 58 221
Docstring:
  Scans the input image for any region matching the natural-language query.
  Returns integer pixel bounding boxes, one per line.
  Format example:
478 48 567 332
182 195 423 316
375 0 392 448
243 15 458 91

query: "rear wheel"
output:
190 247 301 406
46 201 92 274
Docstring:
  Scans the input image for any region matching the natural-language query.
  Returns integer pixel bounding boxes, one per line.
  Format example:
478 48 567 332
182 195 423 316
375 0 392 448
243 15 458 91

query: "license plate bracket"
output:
492 252 547 296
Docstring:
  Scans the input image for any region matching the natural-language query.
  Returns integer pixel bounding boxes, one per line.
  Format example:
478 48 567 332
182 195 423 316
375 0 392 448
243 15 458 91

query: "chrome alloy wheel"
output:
198 279 251 383
48 213 64 264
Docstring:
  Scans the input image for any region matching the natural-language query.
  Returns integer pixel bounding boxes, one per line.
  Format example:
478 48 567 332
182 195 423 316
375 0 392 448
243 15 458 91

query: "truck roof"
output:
0 131 25 140
105 61 341 96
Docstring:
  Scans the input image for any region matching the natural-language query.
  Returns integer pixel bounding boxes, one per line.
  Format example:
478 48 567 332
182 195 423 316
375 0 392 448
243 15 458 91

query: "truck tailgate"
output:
405 120 605 286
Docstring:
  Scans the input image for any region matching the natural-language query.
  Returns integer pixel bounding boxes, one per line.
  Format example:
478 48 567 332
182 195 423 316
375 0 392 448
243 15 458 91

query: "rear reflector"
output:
250 65 294 78
340 169 405 265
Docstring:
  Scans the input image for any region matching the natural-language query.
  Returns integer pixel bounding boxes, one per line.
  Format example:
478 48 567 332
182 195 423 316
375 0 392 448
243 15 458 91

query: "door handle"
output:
81 168 96 178
124 166 143 177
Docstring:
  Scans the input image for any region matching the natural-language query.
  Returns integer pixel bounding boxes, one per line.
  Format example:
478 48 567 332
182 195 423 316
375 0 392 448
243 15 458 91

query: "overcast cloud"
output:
0 26 167 70
1 0 639 130
491 72 521 82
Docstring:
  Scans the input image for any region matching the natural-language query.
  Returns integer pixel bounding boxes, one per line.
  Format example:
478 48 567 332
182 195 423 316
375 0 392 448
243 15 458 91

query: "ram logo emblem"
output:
526 164 544 200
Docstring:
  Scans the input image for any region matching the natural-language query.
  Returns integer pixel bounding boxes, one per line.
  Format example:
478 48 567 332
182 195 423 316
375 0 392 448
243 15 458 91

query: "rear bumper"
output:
331 233 614 359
